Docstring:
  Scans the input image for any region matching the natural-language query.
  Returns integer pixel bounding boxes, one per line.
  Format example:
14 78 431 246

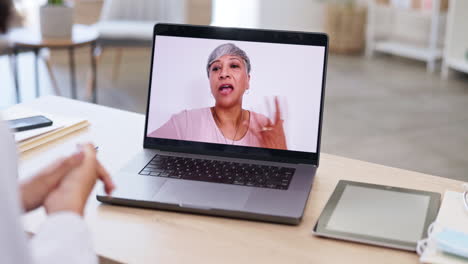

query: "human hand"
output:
249 96 287 150
20 151 85 212
44 143 115 216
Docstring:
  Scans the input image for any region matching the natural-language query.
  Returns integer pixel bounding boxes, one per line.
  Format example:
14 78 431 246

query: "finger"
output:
259 130 275 148
78 142 96 153
264 124 287 150
251 108 272 128
252 111 273 138
272 119 284 131
80 143 97 164
264 97 272 119
37 151 84 188
36 157 66 178
79 142 114 194
97 161 115 195
274 96 282 124
247 113 263 142
75 143 100 192
58 151 85 176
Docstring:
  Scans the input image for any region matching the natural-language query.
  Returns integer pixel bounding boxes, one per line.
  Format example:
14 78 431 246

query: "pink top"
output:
148 107 269 147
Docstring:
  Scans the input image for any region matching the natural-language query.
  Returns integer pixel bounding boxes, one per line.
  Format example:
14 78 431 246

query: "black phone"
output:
7 115 53 132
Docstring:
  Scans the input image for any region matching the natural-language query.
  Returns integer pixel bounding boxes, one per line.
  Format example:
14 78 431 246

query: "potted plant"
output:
40 0 74 39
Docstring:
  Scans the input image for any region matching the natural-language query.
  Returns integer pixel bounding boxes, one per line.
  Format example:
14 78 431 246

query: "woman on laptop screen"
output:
148 43 288 150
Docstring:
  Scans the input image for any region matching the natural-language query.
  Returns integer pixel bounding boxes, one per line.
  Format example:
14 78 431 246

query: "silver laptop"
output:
97 24 328 225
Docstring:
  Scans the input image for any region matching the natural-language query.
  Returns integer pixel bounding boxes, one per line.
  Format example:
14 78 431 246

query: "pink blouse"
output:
148 107 269 147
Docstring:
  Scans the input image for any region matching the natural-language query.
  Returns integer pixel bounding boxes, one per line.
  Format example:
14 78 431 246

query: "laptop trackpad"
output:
153 181 251 210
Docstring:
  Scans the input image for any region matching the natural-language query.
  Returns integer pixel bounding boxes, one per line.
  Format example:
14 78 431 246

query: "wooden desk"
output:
13 96 463 264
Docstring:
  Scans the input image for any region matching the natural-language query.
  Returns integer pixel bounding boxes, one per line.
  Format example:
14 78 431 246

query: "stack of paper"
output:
420 191 468 264
1 106 89 153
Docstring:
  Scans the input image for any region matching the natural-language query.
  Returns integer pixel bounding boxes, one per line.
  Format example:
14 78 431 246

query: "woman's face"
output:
209 55 250 109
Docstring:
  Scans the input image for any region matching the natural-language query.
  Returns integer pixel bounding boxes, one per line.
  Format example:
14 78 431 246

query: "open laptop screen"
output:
144 24 327 164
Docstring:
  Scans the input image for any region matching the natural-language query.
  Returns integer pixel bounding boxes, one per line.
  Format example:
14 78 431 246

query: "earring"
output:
245 89 250 95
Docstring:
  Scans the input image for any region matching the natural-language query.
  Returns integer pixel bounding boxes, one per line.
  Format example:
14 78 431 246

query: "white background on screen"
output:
147 36 325 153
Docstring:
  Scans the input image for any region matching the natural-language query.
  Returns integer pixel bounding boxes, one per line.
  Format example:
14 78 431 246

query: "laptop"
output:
97 24 328 225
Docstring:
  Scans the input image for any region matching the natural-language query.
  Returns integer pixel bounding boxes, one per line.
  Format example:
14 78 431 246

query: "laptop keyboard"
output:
138 154 295 190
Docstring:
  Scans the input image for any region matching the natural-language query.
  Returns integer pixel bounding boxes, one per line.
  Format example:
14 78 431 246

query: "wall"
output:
74 0 211 25
257 0 325 32
211 0 328 31
187 0 212 25
74 0 104 24
211 0 259 27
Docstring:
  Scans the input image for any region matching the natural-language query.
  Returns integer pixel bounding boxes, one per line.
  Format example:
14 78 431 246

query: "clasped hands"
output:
20 143 115 216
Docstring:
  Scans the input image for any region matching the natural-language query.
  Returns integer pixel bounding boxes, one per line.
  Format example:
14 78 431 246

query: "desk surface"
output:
13 96 463 264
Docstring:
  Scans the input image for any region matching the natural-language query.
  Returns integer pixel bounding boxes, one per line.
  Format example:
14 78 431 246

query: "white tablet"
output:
313 180 441 251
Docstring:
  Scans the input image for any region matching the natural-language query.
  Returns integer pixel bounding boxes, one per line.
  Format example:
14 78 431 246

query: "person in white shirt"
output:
1 3 114 262
0 115 115 264
0 117 115 264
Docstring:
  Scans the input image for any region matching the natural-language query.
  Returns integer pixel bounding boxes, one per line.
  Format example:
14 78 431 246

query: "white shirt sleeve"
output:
0 117 97 264
30 212 98 264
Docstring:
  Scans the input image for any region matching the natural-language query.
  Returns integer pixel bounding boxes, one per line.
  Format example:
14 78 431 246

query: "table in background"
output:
9 25 98 103
12 96 464 264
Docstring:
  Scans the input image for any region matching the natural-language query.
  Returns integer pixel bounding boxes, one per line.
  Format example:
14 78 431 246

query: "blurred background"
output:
1 0 467 181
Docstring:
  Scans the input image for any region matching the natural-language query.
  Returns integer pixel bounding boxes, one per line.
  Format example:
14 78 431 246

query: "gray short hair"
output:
206 43 251 77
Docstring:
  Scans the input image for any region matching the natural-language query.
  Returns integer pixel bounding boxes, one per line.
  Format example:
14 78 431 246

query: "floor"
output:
1 47 468 182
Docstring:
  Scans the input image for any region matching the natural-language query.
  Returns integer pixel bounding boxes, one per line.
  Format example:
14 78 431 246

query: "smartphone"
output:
7 115 53 132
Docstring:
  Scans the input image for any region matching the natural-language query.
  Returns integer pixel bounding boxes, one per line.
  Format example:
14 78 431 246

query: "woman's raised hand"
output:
249 96 287 150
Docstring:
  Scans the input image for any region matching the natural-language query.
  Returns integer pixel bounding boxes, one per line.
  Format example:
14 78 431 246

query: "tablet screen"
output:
325 185 430 243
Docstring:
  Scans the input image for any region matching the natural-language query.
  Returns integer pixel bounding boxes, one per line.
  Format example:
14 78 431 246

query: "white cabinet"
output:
366 0 446 73
442 0 468 77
